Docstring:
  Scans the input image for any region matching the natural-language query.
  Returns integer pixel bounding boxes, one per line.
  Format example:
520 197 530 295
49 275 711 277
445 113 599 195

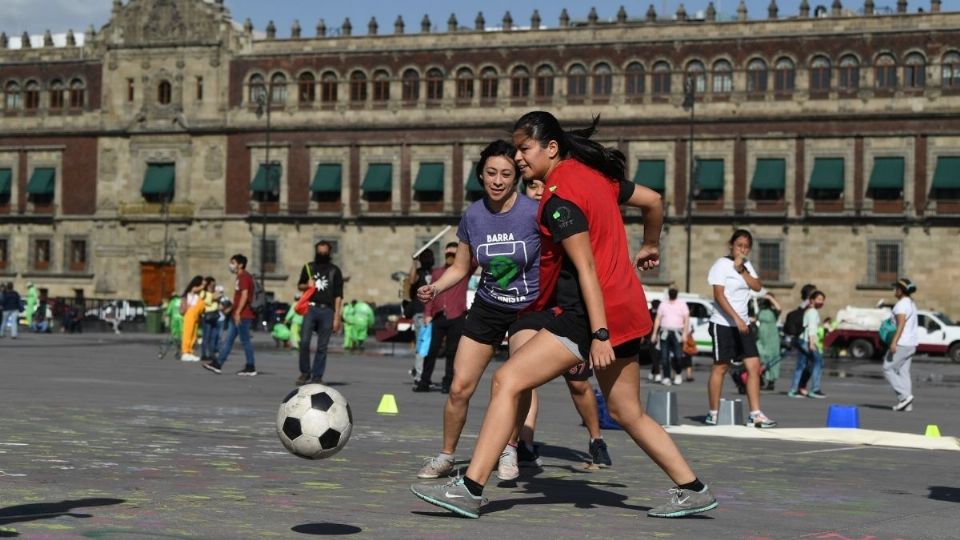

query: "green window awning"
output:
751 159 786 191
932 156 960 189
0 168 11 196
634 160 666 192
25 167 55 195
361 163 392 193
809 158 844 191
694 159 724 191
251 163 282 193
868 157 904 190
141 163 175 196
414 163 444 192
466 162 483 193
311 164 342 193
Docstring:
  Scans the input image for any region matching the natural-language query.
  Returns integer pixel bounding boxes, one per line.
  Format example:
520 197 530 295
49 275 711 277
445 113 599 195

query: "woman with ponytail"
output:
411 111 717 519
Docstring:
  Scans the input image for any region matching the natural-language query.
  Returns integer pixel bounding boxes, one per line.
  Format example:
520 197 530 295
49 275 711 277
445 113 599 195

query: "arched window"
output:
875 53 897 90
372 70 390 101
625 62 645 96
567 63 587 97
157 80 173 105
839 55 860 90
4 81 21 110
593 63 612 97
69 78 86 108
903 52 926 89
685 60 706 93
350 71 367 102
248 74 266 104
712 60 732 93
298 72 316 103
511 66 530 98
810 56 831 92
24 80 40 110
747 59 768 93
320 71 338 103
943 51 960 89
270 73 287 104
426 68 444 101
402 69 420 101
535 65 555 98
456 68 474 100
652 61 671 95
774 57 795 93
480 67 498 100
49 79 64 110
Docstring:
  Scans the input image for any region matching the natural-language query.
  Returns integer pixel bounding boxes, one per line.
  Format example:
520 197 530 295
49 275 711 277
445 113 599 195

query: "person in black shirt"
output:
296 240 344 386
405 250 435 381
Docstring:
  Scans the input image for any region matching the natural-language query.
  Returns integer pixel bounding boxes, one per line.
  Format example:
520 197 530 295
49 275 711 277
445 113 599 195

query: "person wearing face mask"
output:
295 241 344 386
204 254 257 376
788 291 827 399
414 242 468 394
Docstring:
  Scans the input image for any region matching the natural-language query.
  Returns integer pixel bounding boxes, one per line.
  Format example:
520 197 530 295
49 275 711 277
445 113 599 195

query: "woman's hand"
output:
735 317 750 335
590 340 616 371
634 244 660 272
889 343 898 354
417 285 437 304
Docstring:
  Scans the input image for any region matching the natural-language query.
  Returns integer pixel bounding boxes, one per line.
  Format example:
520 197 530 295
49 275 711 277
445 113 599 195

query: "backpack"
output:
783 307 806 338
250 278 267 313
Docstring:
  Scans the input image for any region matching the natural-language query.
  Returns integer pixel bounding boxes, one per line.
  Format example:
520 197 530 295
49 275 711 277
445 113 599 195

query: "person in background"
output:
204 254 258 376
652 288 689 386
271 319 292 348
179 276 206 362
415 242 468 394
200 278 221 362
352 299 375 351
24 282 39 332
1 282 21 339
285 295 304 351
788 290 827 399
342 300 357 351
756 293 782 391
296 241 344 385
884 278 919 412
163 293 184 359
406 250 436 381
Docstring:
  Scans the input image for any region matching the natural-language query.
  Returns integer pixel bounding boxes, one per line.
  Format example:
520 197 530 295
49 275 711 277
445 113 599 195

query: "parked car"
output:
824 306 960 362
84 300 146 322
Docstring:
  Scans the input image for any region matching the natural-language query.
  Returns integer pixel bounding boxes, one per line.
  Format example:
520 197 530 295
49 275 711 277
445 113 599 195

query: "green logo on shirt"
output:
552 210 561 220
489 256 520 289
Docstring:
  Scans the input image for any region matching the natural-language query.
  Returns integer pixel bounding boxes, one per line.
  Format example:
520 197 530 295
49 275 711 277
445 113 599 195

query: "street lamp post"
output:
254 88 273 291
682 74 696 293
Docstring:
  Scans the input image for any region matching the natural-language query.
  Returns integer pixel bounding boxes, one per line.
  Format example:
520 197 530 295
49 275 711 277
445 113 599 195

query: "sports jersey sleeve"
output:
707 259 727 286
617 179 636 205
456 214 470 245
541 195 589 242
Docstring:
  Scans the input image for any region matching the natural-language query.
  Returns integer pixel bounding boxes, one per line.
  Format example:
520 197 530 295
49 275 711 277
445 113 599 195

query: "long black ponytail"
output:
512 111 626 182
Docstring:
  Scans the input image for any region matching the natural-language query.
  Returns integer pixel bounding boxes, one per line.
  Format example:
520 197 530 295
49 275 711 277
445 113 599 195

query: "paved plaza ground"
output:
1 332 958 539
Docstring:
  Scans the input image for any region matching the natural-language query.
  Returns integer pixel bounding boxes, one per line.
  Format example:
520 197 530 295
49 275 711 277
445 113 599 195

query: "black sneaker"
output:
202 361 222 374
517 442 543 468
237 366 258 376
589 438 613 467
412 384 431 393
309 376 324 385
295 373 310 386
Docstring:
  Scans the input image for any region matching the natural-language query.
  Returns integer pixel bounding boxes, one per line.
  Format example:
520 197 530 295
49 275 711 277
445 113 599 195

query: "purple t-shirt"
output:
457 195 540 310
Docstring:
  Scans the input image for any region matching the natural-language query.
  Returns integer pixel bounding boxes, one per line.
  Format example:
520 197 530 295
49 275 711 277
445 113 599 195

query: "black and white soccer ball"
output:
277 384 353 460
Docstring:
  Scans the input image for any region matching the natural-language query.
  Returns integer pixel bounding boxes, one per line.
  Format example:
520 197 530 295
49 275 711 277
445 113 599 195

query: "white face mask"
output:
228 264 238 274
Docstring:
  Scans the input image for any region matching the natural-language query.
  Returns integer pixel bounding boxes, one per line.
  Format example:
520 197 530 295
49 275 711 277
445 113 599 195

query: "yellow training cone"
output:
925 424 941 438
377 394 399 415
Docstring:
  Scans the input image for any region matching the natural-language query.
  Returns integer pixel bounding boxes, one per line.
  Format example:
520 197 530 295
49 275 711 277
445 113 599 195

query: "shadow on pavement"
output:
929 486 960 503
858 403 896 410
536 442 591 464
483 473 651 515
291 522 362 535
0 498 125 537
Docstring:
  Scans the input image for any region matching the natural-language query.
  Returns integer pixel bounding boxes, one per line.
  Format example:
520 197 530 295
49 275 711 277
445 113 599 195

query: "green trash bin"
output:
145 307 164 334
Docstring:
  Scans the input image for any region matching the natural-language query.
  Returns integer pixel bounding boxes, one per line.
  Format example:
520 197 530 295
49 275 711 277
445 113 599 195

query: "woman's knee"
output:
449 377 478 404
607 395 643 425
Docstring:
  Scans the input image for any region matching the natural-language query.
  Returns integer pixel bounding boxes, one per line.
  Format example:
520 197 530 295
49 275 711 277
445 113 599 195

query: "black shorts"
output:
709 322 760 364
462 298 520 346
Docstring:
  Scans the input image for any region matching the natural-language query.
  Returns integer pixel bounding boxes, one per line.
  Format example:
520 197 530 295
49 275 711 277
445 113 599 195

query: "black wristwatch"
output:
592 328 610 341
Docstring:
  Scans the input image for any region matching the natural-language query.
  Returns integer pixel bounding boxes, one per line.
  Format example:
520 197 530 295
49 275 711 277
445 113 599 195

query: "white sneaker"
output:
673 375 683 385
180 353 200 362
661 378 672 386
653 374 663 383
647 371 655 381
893 395 914 411
497 446 519 481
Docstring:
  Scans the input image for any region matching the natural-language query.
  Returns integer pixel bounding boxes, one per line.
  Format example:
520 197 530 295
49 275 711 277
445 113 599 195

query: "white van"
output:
644 288 716 355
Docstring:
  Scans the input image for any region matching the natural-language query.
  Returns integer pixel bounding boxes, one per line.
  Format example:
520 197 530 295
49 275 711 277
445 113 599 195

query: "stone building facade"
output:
1 0 959 315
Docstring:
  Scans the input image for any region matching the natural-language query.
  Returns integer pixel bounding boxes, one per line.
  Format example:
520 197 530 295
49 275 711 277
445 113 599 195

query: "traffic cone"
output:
377 394 398 415
924 424 941 438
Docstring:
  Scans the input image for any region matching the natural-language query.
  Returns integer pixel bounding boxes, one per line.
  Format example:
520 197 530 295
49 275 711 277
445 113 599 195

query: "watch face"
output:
594 328 609 341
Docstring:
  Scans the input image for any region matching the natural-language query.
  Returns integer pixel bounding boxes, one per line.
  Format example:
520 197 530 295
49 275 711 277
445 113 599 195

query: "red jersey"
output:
533 159 652 346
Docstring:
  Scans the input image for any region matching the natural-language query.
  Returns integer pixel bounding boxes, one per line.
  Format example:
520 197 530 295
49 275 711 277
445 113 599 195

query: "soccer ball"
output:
276 384 353 460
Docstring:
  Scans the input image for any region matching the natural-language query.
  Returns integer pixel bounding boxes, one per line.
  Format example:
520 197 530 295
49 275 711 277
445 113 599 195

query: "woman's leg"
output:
707 362 730 411
464 331 580 485
507 329 539 447
566 379 601 440
596 357 696 485
742 356 763 412
519 389 539 446
440 336 496 454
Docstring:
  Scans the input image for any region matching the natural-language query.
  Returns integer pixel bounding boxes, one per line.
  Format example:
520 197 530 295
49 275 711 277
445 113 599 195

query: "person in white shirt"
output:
885 278 918 412
705 230 776 428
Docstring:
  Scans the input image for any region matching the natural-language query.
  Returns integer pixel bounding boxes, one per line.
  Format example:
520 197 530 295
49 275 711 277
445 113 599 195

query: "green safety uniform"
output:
284 306 303 350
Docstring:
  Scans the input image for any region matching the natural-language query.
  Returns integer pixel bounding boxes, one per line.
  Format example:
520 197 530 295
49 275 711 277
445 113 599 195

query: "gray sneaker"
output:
647 486 719 518
410 477 486 519
497 446 519 480
417 455 455 479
